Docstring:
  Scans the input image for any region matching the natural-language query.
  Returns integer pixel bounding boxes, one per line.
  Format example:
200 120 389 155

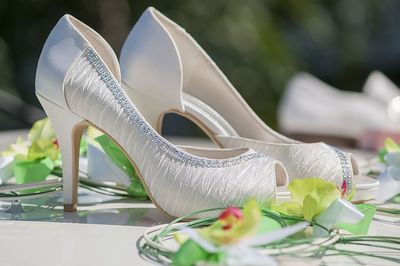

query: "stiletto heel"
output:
35 14 285 217
36 93 86 212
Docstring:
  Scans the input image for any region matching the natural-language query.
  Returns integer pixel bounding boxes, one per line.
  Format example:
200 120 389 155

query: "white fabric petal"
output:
314 199 363 237
0 156 14 185
180 228 218 253
225 245 277 266
387 166 400 181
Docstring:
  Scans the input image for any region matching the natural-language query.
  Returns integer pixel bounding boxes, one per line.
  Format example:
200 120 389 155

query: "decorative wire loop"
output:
137 207 341 265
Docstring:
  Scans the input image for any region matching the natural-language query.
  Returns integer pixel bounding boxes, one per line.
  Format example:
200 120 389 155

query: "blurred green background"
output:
0 0 400 134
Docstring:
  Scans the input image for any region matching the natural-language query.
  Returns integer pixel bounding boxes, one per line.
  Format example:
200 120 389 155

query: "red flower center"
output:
340 180 347 198
53 139 59 149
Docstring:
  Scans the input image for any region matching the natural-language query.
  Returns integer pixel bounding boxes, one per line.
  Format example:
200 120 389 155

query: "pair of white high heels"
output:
35 7 379 218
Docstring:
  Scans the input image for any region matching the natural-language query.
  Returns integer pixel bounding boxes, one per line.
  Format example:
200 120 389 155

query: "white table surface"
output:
0 130 399 266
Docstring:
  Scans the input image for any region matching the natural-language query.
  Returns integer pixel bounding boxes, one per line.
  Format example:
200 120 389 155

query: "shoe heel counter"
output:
35 15 87 110
120 7 184 114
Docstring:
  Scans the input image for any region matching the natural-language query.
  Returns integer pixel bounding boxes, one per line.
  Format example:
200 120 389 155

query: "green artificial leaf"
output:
28 118 55 142
95 134 136 177
207 252 225 263
378 148 388 163
95 134 147 197
28 139 59 161
126 179 148 198
79 137 88 156
337 204 376 235
1 137 29 157
172 239 210 266
14 156 54 184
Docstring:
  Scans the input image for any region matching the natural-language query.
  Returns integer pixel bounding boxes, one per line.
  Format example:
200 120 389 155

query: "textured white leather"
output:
215 136 353 187
36 15 285 217
279 72 399 138
64 51 279 217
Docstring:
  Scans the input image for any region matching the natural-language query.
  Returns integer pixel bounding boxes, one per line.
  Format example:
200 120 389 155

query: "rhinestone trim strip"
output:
83 47 263 168
329 146 353 194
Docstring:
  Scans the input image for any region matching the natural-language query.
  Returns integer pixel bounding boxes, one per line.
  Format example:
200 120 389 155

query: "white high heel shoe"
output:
119 7 379 202
280 72 400 141
35 15 288 217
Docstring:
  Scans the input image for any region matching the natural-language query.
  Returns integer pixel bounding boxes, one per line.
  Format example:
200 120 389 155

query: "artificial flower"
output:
27 138 60 161
272 177 340 221
200 200 261 245
272 178 369 237
313 198 364 237
172 200 309 266
1 118 60 184
0 117 146 196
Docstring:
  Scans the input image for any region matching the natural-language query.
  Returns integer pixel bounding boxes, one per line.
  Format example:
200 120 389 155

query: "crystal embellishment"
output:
83 47 264 168
329 146 353 194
